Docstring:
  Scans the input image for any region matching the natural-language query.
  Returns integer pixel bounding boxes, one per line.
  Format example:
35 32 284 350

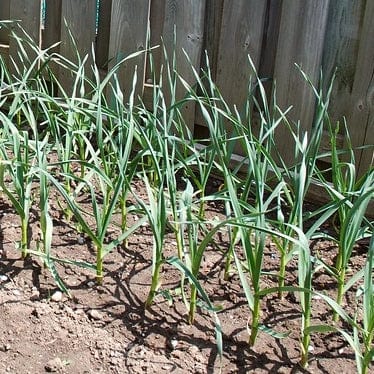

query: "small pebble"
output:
169 338 178 350
51 291 63 302
0 344 11 352
187 345 199 355
77 236 85 245
87 281 95 288
45 357 64 372
30 289 40 301
87 309 103 321
0 275 8 282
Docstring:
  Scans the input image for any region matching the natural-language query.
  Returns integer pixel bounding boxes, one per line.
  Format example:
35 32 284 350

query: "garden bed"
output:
0 27 373 373
0 188 367 373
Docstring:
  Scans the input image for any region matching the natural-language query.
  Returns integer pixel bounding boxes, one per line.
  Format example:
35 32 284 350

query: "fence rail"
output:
0 0 373 174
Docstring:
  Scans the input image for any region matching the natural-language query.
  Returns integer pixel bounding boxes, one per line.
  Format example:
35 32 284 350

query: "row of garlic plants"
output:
0 24 373 372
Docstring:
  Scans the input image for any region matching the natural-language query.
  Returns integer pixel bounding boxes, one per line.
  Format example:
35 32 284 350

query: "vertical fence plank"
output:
9 0 41 43
96 0 112 70
108 0 150 102
0 0 10 43
318 0 365 161
59 0 96 93
322 0 365 125
193 0 223 135
0 0 10 64
199 0 224 81
161 0 206 133
257 0 282 96
43 0 62 50
273 0 330 165
144 0 165 83
215 0 267 114
347 0 374 175
212 0 267 154
8 0 41 74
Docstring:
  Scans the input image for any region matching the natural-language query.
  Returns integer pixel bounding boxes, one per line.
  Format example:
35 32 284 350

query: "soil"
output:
0 180 370 374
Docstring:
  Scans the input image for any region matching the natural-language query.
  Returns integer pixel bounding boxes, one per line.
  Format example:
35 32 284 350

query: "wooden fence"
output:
0 0 373 175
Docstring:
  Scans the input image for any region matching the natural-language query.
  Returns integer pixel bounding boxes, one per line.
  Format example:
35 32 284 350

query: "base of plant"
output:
300 355 309 369
96 275 103 285
145 291 156 309
188 286 197 324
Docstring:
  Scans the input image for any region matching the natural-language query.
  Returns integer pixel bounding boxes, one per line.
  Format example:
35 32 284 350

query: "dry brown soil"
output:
0 184 369 374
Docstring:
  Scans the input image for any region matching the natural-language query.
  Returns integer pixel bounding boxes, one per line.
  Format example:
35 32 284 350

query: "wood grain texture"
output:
347 0 374 175
108 0 150 102
43 0 62 50
258 0 282 96
0 0 10 44
96 0 112 70
199 0 224 81
160 0 206 132
216 0 267 114
193 0 223 130
9 0 41 42
273 0 330 165
9 0 42 74
322 0 365 129
145 0 165 82
59 0 97 93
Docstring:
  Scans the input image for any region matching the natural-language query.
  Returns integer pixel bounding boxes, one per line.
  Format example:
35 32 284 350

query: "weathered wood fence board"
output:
0 0 10 44
0 0 372 173
215 0 267 113
108 0 149 102
96 0 111 70
59 0 97 93
273 0 330 165
160 0 206 132
348 0 374 176
42 0 61 51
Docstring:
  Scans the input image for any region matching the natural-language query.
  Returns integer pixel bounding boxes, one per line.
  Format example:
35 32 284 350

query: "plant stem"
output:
145 260 162 308
334 266 346 322
21 217 28 258
120 197 127 249
198 192 205 219
224 227 238 280
278 246 287 299
96 244 103 285
249 295 261 346
175 228 183 260
223 248 233 281
188 284 198 324
300 334 311 368
300 284 312 369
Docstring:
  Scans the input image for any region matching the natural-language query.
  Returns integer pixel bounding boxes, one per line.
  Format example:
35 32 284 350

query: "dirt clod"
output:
45 357 64 372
